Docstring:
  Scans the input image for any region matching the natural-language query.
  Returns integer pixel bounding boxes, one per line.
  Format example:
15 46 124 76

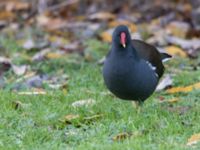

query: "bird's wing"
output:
132 39 171 78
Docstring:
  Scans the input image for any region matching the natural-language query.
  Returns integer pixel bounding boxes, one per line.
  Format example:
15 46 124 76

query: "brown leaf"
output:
187 133 200 146
165 46 187 57
83 114 103 123
112 132 132 141
166 82 200 94
64 114 80 124
0 11 15 21
5 1 30 11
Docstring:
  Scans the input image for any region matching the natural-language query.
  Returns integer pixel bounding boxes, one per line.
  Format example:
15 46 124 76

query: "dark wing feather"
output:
132 39 165 78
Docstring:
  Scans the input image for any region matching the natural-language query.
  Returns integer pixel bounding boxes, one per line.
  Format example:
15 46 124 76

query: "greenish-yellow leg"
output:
132 101 143 113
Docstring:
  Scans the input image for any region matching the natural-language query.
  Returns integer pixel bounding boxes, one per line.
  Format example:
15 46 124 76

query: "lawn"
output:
1 45 200 150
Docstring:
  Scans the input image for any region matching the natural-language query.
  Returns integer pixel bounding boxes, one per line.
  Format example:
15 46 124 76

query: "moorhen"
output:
103 25 171 105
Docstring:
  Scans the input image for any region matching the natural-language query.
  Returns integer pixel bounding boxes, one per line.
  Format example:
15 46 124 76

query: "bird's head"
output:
112 25 131 48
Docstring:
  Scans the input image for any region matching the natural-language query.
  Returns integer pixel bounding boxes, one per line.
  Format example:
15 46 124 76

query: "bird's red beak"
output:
120 32 126 48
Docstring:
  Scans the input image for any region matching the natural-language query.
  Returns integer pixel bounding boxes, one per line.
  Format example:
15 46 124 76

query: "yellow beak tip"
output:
122 44 126 48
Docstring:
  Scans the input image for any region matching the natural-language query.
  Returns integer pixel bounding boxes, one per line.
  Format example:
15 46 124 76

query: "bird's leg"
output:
132 101 143 113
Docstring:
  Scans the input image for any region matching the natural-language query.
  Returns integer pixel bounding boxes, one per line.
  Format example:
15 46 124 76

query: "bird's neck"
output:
112 44 139 60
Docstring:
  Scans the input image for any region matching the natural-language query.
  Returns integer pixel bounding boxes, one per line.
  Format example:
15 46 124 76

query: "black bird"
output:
103 25 171 105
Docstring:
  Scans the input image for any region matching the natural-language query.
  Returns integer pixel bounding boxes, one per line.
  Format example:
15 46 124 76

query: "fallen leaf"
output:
23 39 35 50
18 89 46 95
165 46 187 57
166 21 189 38
112 132 133 141
15 71 36 83
100 28 114 42
0 11 15 21
88 12 115 21
12 100 23 110
5 1 30 11
24 74 49 89
32 48 51 62
12 65 27 76
64 114 80 124
48 83 67 90
100 22 137 43
60 42 83 53
45 52 64 59
83 114 103 123
0 56 11 64
187 133 200 146
72 99 96 108
187 48 200 59
109 20 137 33
165 35 200 50
167 98 180 103
156 74 173 91
166 82 200 94
37 14 67 30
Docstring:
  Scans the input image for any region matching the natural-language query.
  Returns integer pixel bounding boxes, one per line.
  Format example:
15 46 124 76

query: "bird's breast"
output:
103 58 158 101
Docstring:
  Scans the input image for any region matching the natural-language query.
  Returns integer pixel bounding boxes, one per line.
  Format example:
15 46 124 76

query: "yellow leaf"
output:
89 12 115 21
187 133 200 146
45 52 63 59
167 98 180 103
48 36 68 45
165 46 187 57
100 31 112 42
166 82 200 94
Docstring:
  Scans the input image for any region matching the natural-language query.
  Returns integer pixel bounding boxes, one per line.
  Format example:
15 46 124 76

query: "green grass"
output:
1 38 200 149
1 61 200 150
